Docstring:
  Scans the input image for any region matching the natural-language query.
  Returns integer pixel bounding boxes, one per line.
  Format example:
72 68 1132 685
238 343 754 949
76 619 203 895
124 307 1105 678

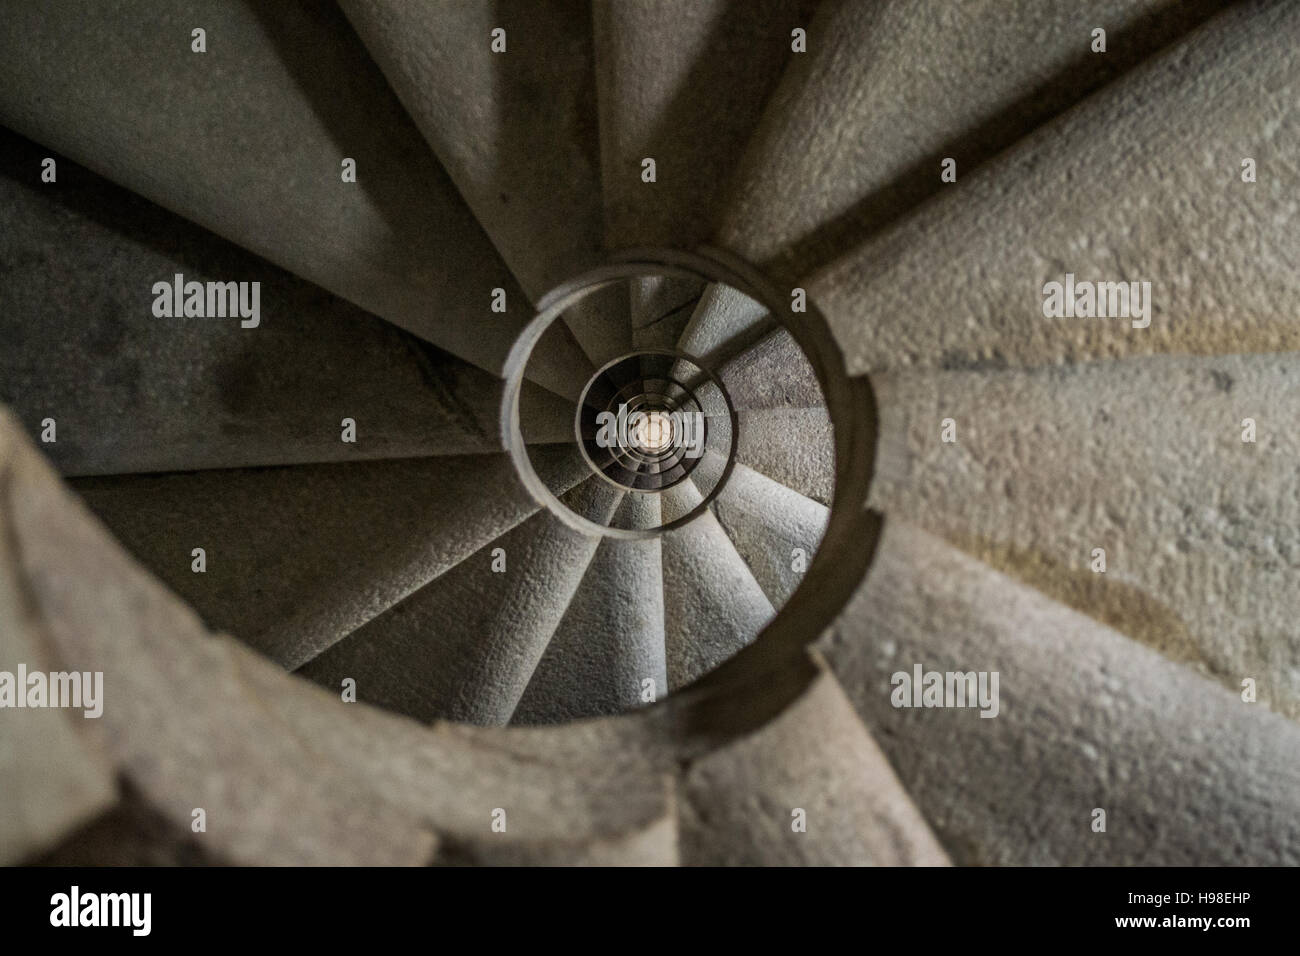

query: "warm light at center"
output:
637 411 674 451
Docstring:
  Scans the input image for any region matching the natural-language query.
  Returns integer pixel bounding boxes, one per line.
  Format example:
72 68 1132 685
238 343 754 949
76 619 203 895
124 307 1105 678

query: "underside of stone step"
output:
0 130 572 474
298 479 622 725
735 407 834 506
816 519 1300 866
72 447 591 668
594 0 817 249
630 276 703 351
675 282 773 372
562 278 635 369
512 494 667 725
0 0 591 398
1 411 676 864
340 0 604 303
719 0 1234 281
679 661 950 866
660 481 774 690
716 327 825 410
709 461 828 607
809 0 1300 374
870 352 1300 721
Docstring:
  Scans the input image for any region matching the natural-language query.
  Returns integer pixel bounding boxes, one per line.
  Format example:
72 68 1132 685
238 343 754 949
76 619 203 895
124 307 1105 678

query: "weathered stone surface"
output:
871 353 1300 720
735 407 834 506
6 416 437 864
299 480 622 725
595 0 817 248
0 0 589 397
676 282 771 369
680 661 949 866
630 276 702 351
5 0 1287 872
808 1 1300 374
711 463 827 607
2 410 675 863
682 435 730 500
513 495 666 724
73 447 590 667
0 131 571 474
818 520 1300 865
340 0 603 302
24 779 231 866
437 798 677 866
660 482 773 690
718 327 825 410
0 446 117 863
562 279 634 369
720 0 1232 280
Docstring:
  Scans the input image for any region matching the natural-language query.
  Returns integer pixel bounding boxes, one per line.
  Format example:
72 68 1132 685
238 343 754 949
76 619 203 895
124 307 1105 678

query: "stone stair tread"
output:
340 0 604 302
0 0 589 398
72 446 590 668
710 461 828 607
870 352 1300 721
817 519 1300 865
660 480 774 691
298 478 622 725
595 0 816 249
735 407 834 506
808 1 1300 374
513 493 667 725
0 130 573 475
719 0 1232 280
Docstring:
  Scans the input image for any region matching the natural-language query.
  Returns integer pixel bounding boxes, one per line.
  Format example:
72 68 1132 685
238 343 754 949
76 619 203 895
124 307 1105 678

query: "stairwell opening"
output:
494 247 881 721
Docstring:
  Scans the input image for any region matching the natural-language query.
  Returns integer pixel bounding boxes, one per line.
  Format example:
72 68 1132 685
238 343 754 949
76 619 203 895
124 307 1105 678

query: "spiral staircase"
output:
2 0 1299 866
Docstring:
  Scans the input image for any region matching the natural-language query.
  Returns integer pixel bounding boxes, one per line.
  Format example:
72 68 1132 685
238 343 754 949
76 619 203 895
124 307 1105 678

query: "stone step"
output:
679 659 949 865
0 0 589 398
0 130 572 475
716 327 824 410
675 282 771 371
808 1 1300 374
338 0 612 368
73 447 590 668
512 494 667 724
660 480 773 690
340 0 604 300
720 0 1232 281
817 519 1300 865
562 278 635 369
630 276 703 351
735 406 834 506
594 0 816 249
298 479 623 725
710 462 828 607
871 352 1300 721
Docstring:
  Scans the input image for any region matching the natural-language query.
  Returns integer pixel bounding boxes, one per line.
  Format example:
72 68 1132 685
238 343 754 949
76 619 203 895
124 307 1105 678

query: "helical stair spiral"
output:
1 0 1298 867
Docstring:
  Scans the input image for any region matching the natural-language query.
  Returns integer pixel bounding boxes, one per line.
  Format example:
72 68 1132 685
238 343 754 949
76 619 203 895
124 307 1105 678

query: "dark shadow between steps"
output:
0 127 265 291
612 0 820 249
245 0 608 401
244 1 468 291
23 776 234 867
488 0 605 285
